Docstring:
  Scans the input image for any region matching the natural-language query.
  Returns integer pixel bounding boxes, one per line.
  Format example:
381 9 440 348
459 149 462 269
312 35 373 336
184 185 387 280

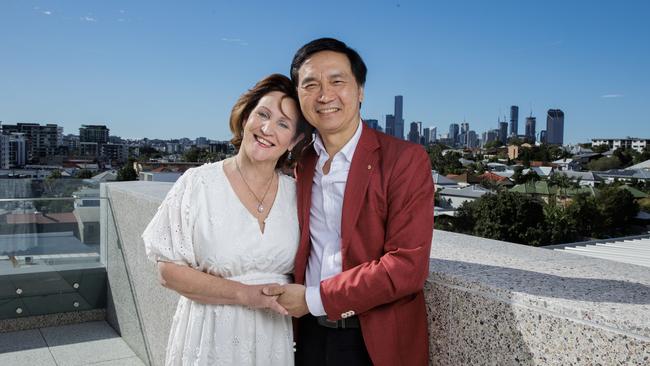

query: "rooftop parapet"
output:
105 181 650 365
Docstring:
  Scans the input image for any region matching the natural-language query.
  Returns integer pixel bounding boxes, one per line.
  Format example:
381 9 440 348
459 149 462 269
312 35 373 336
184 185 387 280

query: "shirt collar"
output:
312 120 363 163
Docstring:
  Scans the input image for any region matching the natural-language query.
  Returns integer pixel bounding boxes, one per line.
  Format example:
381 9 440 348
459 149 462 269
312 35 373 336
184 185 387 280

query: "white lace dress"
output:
142 161 299 366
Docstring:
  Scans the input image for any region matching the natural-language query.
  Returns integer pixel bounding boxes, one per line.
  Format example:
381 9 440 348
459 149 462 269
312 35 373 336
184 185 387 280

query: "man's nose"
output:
318 84 335 103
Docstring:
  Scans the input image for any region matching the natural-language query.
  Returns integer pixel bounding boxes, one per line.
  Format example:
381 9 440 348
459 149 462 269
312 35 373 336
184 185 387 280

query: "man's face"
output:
297 51 364 138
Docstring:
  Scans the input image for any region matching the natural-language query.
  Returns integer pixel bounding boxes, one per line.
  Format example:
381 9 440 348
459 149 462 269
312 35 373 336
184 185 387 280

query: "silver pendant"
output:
257 204 264 213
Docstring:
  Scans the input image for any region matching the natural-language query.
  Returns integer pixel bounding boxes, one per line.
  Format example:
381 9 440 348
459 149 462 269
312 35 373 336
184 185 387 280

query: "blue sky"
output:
1 0 648 144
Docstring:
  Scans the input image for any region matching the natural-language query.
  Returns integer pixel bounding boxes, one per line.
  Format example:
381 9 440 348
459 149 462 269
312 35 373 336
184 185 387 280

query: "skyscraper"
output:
430 127 437 142
385 114 395 137
449 123 459 145
510 106 519 136
467 130 478 148
546 109 565 145
408 122 420 143
525 116 536 143
423 128 431 145
394 96 404 140
499 121 508 144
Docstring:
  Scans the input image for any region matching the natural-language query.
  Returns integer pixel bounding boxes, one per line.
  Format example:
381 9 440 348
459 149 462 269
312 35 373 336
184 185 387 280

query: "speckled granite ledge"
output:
427 230 650 365
105 182 650 366
0 309 105 333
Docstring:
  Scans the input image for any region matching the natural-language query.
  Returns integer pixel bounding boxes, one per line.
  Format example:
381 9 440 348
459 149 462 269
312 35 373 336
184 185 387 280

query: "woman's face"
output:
240 91 301 165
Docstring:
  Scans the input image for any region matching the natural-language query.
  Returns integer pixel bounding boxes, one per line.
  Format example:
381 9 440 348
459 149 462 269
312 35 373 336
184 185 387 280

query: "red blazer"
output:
294 123 435 366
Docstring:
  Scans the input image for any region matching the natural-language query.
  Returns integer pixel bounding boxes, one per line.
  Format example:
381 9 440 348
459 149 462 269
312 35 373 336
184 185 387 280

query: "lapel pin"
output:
367 165 372 170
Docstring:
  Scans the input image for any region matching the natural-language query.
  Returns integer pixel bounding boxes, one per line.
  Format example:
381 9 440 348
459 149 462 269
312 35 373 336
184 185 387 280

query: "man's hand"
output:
263 284 309 317
239 283 288 316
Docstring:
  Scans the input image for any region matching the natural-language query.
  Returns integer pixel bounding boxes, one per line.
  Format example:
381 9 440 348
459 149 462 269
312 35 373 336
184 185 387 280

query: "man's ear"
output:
359 85 365 104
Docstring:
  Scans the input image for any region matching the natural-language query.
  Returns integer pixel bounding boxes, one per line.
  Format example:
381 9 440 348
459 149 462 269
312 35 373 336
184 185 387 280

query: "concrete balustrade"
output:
104 181 650 366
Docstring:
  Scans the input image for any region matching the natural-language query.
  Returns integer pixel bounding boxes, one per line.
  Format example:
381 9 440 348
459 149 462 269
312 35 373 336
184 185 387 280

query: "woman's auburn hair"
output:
229 74 312 169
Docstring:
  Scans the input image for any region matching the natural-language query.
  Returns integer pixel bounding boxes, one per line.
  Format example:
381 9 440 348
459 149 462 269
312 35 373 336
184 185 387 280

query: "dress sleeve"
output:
141 170 197 267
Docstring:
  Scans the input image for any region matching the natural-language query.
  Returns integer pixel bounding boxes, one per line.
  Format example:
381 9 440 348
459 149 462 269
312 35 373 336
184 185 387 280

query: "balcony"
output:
1 181 649 365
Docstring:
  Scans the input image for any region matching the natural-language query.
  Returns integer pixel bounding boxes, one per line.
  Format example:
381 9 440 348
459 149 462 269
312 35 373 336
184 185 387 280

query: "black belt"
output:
316 315 360 329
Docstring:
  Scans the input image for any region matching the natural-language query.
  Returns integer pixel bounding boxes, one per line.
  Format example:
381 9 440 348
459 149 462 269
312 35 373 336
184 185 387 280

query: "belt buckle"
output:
317 316 341 329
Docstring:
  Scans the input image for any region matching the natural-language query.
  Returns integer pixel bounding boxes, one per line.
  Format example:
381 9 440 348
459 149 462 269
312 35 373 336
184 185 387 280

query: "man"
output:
264 38 434 366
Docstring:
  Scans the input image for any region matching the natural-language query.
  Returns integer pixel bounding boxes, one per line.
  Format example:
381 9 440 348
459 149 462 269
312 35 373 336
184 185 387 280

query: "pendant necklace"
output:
235 157 275 213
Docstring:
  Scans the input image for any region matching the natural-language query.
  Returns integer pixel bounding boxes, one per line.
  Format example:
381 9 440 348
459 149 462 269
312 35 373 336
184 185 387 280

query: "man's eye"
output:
303 83 317 89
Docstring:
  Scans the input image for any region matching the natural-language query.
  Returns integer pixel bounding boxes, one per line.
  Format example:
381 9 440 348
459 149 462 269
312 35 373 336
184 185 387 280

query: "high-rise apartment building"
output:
546 109 564 145
510 106 519 136
430 127 437 142
394 96 404 140
80 125 109 144
525 116 536 143
1 123 63 163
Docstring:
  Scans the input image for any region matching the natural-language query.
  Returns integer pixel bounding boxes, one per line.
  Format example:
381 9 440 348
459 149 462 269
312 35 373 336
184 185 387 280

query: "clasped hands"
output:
248 283 309 317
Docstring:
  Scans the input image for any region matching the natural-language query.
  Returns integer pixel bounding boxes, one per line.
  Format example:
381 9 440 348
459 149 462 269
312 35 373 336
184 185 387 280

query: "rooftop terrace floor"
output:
0 321 144 366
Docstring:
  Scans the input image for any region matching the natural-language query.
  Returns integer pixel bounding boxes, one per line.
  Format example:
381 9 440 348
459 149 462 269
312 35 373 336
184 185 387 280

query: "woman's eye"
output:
257 111 269 119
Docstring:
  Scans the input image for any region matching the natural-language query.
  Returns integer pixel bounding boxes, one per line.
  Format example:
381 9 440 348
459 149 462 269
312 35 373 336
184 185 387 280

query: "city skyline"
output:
1 1 649 143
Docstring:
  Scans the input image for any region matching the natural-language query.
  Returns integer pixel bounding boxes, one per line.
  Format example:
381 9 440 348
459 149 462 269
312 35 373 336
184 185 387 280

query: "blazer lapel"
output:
341 124 380 261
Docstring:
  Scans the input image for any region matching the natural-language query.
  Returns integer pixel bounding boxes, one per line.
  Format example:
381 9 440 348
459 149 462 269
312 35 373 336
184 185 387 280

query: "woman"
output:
142 74 312 365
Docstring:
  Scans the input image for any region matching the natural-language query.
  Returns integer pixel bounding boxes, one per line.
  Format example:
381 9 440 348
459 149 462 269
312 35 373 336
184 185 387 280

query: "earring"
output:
287 150 293 161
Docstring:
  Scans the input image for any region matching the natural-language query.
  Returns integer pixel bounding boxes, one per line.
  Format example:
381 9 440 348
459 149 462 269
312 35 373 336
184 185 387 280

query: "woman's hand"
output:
238 283 288 315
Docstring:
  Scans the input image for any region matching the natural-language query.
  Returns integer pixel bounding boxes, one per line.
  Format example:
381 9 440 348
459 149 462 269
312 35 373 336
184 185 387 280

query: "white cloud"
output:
81 16 97 22
601 94 624 98
42 10 52 15
221 38 248 46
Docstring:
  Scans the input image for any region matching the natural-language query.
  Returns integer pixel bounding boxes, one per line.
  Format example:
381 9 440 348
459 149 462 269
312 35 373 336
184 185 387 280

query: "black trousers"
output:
295 314 373 366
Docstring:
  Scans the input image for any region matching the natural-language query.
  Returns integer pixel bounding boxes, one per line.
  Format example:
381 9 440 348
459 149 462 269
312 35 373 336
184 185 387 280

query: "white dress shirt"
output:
305 121 363 316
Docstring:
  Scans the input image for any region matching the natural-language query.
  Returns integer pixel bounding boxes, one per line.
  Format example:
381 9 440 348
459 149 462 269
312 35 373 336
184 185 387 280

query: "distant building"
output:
430 127 437 142
467 130 478 148
540 130 547 144
449 124 459 145
8 133 27 168
546 109 564 145
385 114 395 137
102 143 129 164
510 106 519 136
365 119 380 130
0 134 9 169
423 128 431 145
592 137 650 153
499 121 508 144
79 125 109 144
195 137 208 148
394 96 404 140
408 122 420 143
525 116 536 143
1 123 63 163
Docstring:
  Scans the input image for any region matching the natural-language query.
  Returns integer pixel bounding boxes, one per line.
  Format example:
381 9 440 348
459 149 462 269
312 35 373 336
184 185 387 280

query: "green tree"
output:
117 161 138 181
566 193 602 238
596 187 639 236
455 191 547 245
586 156 621 171
543 204 579 244
76 169 94 179
427 144 463 175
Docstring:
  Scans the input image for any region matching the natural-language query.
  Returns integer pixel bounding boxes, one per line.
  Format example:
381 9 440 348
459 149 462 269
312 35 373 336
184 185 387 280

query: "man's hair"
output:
290 38 367 87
